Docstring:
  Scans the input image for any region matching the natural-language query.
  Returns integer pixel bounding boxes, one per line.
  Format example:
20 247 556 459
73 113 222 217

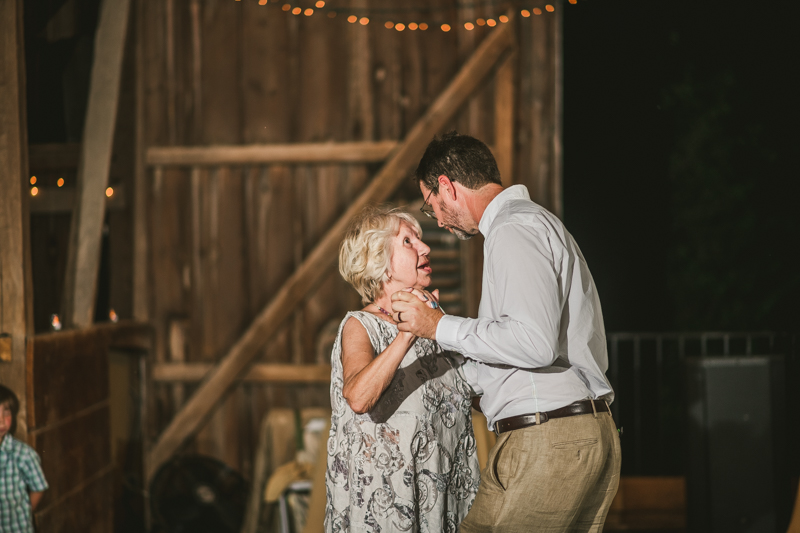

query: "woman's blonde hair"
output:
339 205 423 304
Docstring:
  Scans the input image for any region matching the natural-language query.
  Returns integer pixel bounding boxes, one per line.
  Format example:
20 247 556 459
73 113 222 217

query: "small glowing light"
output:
327 11 336 18
395 22 405 31
521 9 531 17
569 0 577 3
106 187 114 197
408 22 418 30
258 0 267 5
315 0 325 6
546 4 555 11
419 22 428 30
533 8 543 15
359 17 369 25
51 314 62 331
476 18 485 26
441 23 451 32
347 15 357 23
282 3 290 11
499 15 509 23
292 7 301 14
109 309 119 323
487 18 497 27
304 8 313 15
57 178 64 187
464 22 474 30
385 21 394 29
30 186 38 196
30 176 37 184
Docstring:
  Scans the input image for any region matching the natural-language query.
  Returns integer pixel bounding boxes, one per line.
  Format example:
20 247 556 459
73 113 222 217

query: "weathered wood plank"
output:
146 141 399 166
146 17 515 480
34 466 115 533
494 50 516 187
153 362 331 383
28 143 81 171
132 0 149 322
0 0 32 439
62 0 132 328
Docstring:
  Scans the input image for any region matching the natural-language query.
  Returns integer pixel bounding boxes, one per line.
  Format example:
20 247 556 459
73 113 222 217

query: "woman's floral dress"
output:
325 311 480 533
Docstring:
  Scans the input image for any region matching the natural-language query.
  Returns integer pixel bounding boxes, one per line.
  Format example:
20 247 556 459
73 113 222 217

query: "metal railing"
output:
606 331 798 475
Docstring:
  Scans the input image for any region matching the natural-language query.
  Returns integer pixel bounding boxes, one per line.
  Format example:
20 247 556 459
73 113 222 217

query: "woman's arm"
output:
341 317 416 414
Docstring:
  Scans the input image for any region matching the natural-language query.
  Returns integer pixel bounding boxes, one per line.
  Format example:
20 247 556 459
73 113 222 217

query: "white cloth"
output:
436 185 614 429
325 311 480 533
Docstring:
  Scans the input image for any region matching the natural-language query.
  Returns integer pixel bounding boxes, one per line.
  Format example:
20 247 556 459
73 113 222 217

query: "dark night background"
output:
563 1 800 334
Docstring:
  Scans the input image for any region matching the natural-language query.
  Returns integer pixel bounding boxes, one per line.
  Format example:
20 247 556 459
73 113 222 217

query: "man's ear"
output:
437 175 456 200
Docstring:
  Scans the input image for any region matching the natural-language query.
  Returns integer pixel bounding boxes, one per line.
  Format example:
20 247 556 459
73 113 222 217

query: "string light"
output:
109 309 119 323
31 186 38 196
30 176 36 185
57 178 65 187
51 314 62 331
267 2 572 32
106 187 114 197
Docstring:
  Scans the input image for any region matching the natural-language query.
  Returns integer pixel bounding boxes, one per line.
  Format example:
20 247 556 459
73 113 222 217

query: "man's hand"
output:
391 289 444 339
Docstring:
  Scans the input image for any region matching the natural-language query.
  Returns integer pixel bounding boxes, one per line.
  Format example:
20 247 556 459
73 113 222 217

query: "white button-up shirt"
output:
436 185 614 429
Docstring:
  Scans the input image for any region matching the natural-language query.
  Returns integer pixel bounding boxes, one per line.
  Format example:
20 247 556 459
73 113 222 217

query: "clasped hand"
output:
391 288 444 340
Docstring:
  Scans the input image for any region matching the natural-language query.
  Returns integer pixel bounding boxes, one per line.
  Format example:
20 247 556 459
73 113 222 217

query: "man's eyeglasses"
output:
420 188 437 220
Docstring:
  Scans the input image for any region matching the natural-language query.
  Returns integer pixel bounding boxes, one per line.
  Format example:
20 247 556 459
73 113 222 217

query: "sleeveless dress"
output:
325 311 480 533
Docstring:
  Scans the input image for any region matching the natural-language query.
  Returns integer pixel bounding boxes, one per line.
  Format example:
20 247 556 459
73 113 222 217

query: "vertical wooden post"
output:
62 0 132 328
0 0 33 441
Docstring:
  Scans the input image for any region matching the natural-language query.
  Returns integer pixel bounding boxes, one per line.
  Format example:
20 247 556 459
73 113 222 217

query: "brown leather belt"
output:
494 399 610 435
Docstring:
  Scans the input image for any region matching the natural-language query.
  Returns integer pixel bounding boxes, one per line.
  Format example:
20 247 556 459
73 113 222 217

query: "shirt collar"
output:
0 434 14 453
478 185 530 236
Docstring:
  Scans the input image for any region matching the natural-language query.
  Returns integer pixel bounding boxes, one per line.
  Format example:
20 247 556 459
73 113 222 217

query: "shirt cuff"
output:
435 314 466 352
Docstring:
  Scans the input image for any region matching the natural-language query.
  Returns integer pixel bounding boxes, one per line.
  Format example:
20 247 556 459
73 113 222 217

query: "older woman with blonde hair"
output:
325 205 479 533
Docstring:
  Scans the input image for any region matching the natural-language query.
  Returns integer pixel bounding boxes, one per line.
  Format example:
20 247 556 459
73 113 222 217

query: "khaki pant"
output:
461 410 621 533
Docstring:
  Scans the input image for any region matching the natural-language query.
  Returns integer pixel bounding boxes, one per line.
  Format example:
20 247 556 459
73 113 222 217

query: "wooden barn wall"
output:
138 0 561 476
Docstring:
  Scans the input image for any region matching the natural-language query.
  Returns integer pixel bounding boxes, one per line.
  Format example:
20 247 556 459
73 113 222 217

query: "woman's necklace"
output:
372 303 393 318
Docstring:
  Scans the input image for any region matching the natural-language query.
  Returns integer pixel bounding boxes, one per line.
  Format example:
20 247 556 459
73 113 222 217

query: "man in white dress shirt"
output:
391 132 621 532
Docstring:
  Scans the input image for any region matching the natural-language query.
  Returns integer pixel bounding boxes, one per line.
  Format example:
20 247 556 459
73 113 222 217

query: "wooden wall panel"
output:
140 1 561 477
35 468 115 533
31 405 111 503
30 330 110 427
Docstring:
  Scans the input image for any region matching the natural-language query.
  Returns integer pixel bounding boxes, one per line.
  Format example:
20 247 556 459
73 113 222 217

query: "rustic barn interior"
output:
2 0 799 531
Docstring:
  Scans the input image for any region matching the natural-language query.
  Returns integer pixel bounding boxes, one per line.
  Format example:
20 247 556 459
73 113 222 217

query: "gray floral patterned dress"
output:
325 311 480 533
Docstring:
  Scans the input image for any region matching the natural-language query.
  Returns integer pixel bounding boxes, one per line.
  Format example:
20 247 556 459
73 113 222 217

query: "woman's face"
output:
386 222 432 292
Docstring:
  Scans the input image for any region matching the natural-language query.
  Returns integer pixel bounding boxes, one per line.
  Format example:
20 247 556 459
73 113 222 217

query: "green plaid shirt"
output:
0 435 48 533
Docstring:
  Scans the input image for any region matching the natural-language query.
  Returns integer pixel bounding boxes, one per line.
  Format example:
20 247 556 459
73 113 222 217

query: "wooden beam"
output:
61 0 131 328
145 140 399 166
153 363 331 384
0 0 33 440
146 17 516 480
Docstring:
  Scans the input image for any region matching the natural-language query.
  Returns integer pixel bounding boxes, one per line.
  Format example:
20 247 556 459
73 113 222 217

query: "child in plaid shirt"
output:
0 384 48 533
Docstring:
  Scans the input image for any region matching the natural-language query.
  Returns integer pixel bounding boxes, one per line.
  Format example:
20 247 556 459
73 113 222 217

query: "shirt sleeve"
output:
436 221 562 369
20 447 49 493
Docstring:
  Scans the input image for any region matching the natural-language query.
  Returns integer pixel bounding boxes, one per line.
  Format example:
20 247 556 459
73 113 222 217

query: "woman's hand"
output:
404 288 440 309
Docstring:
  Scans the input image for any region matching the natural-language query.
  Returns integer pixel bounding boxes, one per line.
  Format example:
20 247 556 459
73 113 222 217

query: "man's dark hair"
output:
0 384 19 436
414 131 502 194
